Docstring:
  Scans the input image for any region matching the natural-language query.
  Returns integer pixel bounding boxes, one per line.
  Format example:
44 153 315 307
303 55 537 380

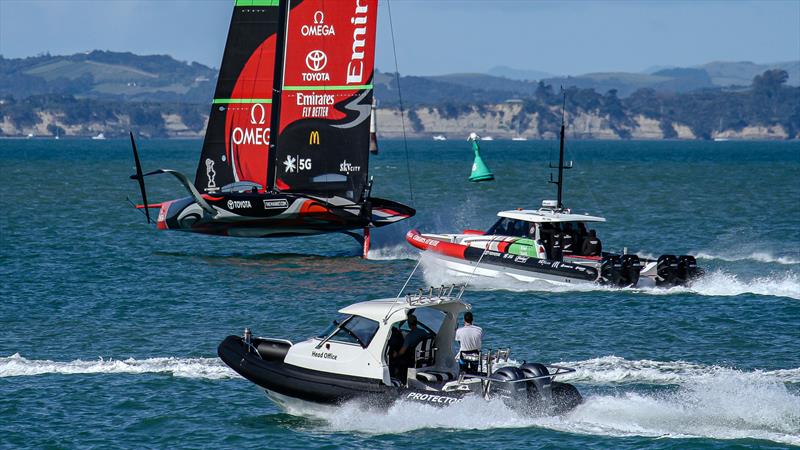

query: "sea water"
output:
1 139 798 448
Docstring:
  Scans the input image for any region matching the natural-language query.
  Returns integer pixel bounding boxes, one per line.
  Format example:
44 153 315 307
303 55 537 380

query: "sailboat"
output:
129 0 414 255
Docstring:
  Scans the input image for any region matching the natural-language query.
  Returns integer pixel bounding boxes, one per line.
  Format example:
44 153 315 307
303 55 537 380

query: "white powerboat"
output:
219 284 582 414
406 100 702 288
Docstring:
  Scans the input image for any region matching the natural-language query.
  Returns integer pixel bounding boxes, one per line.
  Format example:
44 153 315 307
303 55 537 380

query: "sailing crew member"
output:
455 312 483 374
393 314 429 381
581 229 602 256
562 223 575 256
551 230 563 260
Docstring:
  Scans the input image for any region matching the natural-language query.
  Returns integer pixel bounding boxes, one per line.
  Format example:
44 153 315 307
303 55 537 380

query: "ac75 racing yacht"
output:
218 284 582 415
406 100 702 288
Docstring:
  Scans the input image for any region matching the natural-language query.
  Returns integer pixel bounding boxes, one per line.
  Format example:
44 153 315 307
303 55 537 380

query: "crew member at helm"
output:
455 312 483 374
392 314 429 381
581 229 602 256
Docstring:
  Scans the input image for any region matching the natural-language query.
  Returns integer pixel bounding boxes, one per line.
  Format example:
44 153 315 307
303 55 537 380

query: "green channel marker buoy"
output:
468 132 494 182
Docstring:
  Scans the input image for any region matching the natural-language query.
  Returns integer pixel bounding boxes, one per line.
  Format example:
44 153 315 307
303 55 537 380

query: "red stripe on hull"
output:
405 230 468 259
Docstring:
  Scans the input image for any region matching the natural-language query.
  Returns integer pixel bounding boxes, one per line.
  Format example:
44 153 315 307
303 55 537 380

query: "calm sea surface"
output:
1 138 799 448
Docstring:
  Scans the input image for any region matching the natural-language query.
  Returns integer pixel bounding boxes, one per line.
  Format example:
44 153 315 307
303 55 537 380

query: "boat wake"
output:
0 353 237 379
559 355 800 385
5 353 798 443
694 250 800 265
421 256 800 299
311 359 800 445
366 244 418 261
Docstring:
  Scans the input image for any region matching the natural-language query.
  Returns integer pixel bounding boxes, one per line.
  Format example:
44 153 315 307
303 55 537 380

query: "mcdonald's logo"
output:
309 131 320 145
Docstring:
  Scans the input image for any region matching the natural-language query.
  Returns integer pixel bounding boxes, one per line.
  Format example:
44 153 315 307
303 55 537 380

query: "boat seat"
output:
413 335 436 368
415 370 455 383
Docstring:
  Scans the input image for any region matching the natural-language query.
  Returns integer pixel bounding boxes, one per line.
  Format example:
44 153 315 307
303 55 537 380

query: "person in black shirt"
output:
387 325 405 379
392 314 429 382
562 222 574 256
581 229 602 256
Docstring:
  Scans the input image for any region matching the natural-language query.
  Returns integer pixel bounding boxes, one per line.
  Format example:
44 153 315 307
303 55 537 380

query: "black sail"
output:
194 0 280 193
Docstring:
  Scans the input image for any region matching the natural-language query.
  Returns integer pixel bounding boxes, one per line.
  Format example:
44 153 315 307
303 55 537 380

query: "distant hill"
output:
1 52 796 140
487 65 553 81
487 61 799 97
0 50 216 103
699 60 799 87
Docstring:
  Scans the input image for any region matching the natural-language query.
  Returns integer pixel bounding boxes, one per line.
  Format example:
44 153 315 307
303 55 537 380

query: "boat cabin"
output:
282 289 469 388
484 201 606 259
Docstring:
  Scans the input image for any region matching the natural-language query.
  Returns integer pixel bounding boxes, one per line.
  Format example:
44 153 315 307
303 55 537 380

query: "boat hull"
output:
407 230 600 285
218 335 581 414
154 193 414 238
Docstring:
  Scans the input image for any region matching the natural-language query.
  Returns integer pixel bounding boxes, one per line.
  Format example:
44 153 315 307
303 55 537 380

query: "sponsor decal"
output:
411 233 439 247
227 200 252 209
263 199 289 209
514 255 529 263
231 103 270 146
339 159 361 174
309 130 321 145
297 93 334 118
346 0 370 84
304 50 330 82
301 11 336 36
283 155 312 173
405 392 460 405
205 158 217 189
311 350 338 360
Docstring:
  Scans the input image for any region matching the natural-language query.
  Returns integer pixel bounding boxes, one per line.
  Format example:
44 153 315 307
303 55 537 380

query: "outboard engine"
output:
656 254 679 286
619 254 642 287
489 367 528 402
677 255 700 284
520 363 553 410
600 255 623 286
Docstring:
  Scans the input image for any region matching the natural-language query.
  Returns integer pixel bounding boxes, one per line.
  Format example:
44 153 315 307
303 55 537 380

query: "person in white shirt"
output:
455 312 483 373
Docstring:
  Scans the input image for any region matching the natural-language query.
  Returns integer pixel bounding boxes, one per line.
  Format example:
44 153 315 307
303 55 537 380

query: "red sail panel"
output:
222 36 277 189
195 4 279 193
273 0 378 199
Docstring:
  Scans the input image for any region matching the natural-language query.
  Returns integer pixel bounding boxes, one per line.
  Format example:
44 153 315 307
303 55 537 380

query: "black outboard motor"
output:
656 254 679 286
619 254 642 287
520 363 552 407
489 367 528 402
600 255 623 286
677 255 700 284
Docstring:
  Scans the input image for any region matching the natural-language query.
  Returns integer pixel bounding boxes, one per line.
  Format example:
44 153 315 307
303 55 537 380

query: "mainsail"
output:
195 0 280 193
271 0 378 201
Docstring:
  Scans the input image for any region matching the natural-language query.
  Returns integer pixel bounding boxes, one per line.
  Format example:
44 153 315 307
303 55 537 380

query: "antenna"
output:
548 87 572 210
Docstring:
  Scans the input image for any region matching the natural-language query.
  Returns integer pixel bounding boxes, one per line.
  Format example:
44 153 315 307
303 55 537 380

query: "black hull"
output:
218 336 582 414
160 193 415 237
218 335 393 405
462 247 600 282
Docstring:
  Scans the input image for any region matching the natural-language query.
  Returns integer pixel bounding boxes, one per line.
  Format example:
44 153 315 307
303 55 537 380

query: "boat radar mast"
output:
548 90 572 210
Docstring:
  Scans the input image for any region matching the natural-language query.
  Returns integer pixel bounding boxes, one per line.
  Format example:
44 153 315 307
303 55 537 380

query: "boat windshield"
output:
486 217 534 238
397 307 446 336
317 314 380 348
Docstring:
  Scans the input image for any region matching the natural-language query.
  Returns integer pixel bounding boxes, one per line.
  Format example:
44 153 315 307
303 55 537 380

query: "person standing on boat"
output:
562 223 575 256
393 314 429 381
581 230 602 256
455 312 483 374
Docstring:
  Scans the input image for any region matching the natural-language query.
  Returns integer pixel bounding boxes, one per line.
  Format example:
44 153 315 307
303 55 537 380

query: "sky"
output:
1 0 798 76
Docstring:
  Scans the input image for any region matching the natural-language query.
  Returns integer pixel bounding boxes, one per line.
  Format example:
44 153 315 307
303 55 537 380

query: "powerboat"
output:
407 205 699 287
406 102 702 288
218 285 582 415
